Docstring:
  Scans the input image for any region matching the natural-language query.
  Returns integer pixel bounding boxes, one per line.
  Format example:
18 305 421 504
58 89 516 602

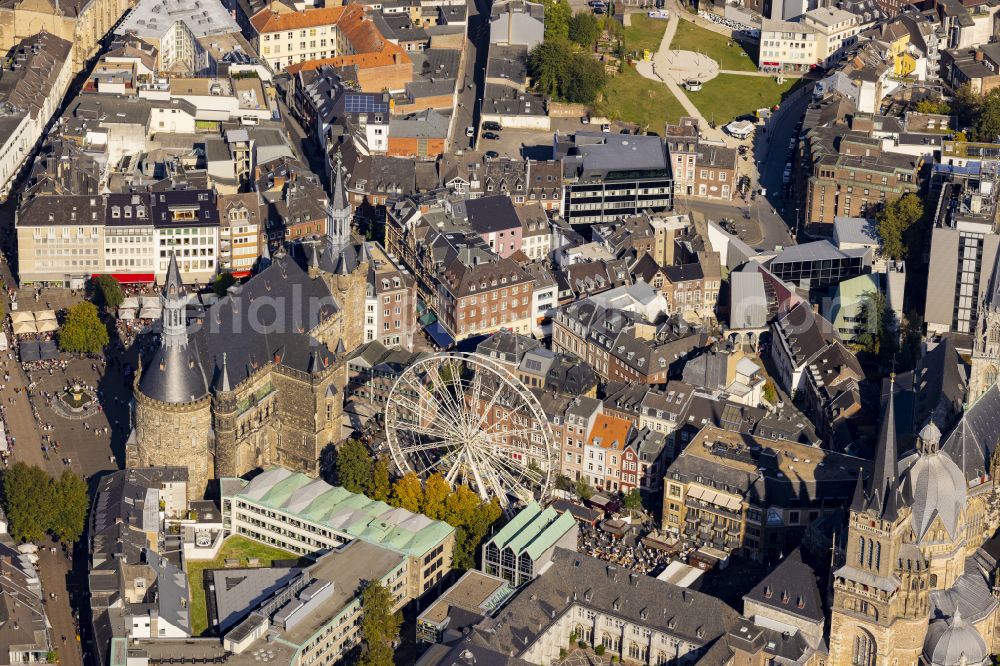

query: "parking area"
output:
463 116 640 163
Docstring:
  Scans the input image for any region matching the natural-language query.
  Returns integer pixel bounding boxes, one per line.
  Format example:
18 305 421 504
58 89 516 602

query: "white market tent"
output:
12 321 36 335
36 320 58 333
121 297 140 309
10 312 34 325
33 310 56 322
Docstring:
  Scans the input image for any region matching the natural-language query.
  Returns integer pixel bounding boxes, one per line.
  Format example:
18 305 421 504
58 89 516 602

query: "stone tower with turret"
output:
131 254 213 501
828 382 931 666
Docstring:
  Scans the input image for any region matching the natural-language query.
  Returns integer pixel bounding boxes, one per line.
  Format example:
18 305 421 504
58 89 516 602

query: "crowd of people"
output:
577 520 674 576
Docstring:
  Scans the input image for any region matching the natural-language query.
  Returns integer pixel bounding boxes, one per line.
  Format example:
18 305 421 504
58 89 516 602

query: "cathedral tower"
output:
829 381 930 666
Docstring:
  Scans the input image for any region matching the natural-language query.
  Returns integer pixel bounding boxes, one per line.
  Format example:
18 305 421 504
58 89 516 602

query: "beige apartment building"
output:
217 193 263 277
250 3 367 71
16 195 105 287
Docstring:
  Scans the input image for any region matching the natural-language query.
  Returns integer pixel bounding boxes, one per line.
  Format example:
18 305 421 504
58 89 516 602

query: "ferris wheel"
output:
385 352 555 513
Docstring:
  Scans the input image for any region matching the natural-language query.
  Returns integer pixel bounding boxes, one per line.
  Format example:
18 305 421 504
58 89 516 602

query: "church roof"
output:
942 383 1000 484
930 558 999 624
923 610 988 666
863 378 904 520
898 445 967 542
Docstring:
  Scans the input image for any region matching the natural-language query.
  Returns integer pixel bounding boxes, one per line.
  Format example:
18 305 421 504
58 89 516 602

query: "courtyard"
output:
185 535 303 636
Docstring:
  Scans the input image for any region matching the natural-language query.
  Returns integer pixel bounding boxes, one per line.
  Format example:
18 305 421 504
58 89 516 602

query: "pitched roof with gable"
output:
743 550 824 624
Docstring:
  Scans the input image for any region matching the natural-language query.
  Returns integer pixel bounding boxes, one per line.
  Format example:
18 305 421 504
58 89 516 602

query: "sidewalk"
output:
634 9 727 141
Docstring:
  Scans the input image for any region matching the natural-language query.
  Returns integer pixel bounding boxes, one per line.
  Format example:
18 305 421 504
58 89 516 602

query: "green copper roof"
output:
225 467 454 558
486 502 576 559
488 501 543 550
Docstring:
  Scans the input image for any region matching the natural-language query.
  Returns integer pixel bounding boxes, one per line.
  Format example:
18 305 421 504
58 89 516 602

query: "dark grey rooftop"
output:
474 548 739 656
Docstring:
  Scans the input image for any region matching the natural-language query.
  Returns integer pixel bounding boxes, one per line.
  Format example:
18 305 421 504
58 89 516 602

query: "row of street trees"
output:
1 463 89 544
330 440 502 570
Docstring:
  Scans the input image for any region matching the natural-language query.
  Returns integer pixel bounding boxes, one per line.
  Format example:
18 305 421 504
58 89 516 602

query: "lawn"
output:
686 73 801 125
624 14 669 55
669 19 758 72
596 66 687 131
186 535 302 636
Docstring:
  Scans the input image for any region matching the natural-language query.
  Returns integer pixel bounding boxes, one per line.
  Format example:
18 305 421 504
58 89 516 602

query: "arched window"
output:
867 539 874 569
858 537 865 565
852 630 876 666
989 325 1000 345
875 542 881 571
986 366 999 389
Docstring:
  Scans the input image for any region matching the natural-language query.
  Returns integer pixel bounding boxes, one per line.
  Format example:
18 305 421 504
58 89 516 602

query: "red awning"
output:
93 273 156 284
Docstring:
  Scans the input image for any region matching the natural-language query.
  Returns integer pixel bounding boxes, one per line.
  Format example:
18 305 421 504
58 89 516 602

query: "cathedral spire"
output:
868 374 900 520
850 470 867 512
162 253 188 350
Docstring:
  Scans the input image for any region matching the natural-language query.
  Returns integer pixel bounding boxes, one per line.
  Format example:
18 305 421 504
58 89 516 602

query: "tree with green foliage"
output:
622 489 642 512
358 581 402 666
335 439 374 494
370 458 391 502
975 87 1000 142
876 193 924 261
89 275 124 310
58 301 109 354
51 471 89 545
421 473 450 520
853 290 888 357
763 380 778 404
1 463 58 543
213 272 237 298
569 11 600 47
390 472 423 512
562 54 607 104
542 0 571 40
914 98 951 115
529 38 573 99
447 492 502 570
575 479 593 501
528 39 606 104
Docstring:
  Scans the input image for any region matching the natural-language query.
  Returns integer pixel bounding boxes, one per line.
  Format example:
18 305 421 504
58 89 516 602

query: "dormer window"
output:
112 207 120 218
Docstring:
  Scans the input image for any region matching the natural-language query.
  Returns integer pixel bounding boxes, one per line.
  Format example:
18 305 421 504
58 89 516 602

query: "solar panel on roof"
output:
344 94 389 114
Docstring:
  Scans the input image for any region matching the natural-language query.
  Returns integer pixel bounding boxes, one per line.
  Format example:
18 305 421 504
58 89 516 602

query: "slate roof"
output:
743 550 824 624
943 384 1000 484
473 548 740 655
465 196 522 234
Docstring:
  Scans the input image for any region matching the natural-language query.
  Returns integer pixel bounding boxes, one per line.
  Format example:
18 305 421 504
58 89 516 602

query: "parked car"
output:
484 150 499 160
581 116 590 124
601 123 611 132
465 126 474 138
483 121 503 132
482 131 500 140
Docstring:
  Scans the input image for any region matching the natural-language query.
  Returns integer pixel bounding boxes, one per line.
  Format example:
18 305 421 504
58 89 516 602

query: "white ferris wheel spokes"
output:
385 352 556 513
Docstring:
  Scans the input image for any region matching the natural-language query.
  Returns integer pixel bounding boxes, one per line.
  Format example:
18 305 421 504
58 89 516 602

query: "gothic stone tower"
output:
829 381 930 666
969 253 1000 402
133 254 212 501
